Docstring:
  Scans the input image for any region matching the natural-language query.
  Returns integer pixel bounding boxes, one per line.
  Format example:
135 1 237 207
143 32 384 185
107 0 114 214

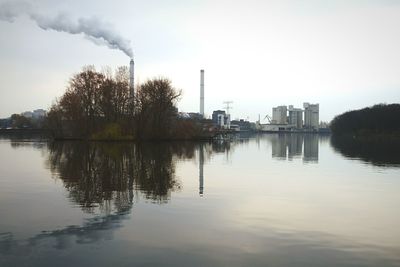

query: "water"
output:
0 134 399 267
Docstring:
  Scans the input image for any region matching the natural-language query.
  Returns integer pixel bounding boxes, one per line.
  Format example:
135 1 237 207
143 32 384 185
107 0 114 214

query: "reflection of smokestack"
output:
200 69 204 117
129 58 134 98
199 143 204 196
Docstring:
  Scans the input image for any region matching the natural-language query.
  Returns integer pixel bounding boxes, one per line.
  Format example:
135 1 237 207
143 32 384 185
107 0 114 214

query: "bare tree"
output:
46 68 184 140
135 78 181 139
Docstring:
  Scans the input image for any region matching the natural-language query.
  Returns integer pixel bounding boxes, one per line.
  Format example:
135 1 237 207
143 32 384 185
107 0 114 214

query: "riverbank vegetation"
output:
45 66 204 140
0 114 45 129
330 104 400 138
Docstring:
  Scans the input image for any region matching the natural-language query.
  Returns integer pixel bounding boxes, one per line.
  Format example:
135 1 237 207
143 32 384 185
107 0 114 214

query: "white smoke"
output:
0 1 133 58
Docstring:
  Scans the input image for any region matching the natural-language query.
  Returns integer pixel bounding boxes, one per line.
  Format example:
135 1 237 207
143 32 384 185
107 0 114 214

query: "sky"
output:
0 0 399 122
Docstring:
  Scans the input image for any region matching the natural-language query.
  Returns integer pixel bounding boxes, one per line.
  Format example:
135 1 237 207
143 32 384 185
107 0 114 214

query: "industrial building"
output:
257 102 320 132
212 110 230 129
272 106 287 124
303 103 319 129
288 105 303 129
21 109 47 119
212 110 225 124
230 119 255 132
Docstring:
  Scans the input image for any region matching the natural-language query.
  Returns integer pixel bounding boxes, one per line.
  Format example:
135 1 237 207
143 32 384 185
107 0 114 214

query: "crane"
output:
264 114 272 123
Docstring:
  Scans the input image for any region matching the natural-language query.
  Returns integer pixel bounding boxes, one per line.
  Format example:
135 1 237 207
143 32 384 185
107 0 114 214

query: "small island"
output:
45 66 208 141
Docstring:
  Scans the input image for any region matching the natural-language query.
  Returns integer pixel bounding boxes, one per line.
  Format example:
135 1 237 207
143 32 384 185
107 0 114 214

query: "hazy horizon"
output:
1 0 399 121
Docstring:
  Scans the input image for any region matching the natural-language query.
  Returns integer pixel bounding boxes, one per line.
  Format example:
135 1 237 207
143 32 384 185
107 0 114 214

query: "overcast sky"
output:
0 0 399 121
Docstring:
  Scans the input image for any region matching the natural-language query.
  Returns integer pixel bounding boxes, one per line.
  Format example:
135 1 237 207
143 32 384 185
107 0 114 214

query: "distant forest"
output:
330 104 400 136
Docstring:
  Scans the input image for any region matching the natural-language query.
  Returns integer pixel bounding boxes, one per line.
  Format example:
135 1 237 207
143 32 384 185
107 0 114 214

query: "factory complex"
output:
1 62 328 135
257 103 322 133
178 69 327 134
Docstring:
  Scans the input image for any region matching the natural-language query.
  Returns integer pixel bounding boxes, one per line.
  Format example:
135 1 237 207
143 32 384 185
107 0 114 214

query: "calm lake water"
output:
1 134 399 267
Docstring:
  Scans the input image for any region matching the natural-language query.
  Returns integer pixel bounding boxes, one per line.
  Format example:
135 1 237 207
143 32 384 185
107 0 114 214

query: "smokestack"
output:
200 69 204 117
130 58 134 98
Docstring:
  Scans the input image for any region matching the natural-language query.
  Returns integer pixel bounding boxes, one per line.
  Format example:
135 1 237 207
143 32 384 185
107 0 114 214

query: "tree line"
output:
46 65 202 140
330 104 400 135
0 114 45 129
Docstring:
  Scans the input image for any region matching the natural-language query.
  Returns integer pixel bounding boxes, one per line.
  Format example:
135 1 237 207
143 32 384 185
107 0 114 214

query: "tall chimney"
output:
200 69 204 117
129 58 135 98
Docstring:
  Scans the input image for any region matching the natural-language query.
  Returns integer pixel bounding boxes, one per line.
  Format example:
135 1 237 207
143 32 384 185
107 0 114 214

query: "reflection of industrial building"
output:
270 134 319 162
271 134 303 159
288 134 303 159
271 135 287 159
303 134 319 162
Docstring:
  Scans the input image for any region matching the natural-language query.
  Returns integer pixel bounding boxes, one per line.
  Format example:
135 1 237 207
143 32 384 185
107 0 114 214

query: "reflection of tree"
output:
1 141 205 257
0 130 49 147
331 135 400 167
46 142 133 213
134 143 183 202
9 141 47 150
45 140 236 210
46 142 193 212
0 140 235 258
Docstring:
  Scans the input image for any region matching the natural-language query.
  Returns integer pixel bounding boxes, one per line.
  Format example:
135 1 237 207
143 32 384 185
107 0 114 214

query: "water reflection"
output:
330 135 400 167
303 134 319 162
1 137 400 266
199 143 204 196
0 140 233 262
288 134 303 158
1 141 192 258
46 142 198 208
0 210 129 254
269 134 319 162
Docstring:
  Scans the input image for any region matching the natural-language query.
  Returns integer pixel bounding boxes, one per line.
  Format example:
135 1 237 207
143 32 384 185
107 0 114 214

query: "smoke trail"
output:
0 1 31 22
0 1 133 58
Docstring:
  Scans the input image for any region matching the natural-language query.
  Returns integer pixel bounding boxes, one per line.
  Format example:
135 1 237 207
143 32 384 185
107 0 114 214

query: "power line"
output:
223 101 233 114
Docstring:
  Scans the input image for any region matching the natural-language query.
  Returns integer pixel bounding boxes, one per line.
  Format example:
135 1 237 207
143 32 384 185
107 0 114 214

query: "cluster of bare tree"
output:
46 66 189 140
134 78 181 139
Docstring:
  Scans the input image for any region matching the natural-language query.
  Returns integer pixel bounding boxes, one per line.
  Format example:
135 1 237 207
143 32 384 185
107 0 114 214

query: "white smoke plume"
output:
0 1 133 58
